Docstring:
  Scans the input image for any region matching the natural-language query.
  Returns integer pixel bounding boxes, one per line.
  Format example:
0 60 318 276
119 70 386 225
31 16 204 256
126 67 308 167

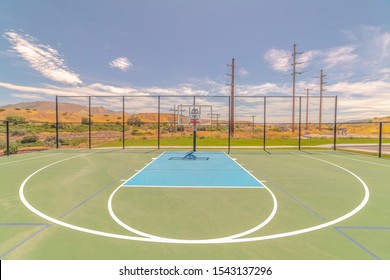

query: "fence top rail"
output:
55 95 337 99
338 121 390 124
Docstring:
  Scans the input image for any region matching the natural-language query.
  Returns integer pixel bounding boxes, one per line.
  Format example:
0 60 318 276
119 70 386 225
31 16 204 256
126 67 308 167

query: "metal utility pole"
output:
215 113 221 128
208 113 221 130
227 58 235 136
291 44 304 133
250 115 256 131
319 70 327 130
304 88 313 130
169 104 177 132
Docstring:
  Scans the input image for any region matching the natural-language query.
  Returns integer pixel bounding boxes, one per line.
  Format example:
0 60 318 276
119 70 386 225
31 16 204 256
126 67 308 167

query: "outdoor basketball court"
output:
1 147 390 259
123 151 263 188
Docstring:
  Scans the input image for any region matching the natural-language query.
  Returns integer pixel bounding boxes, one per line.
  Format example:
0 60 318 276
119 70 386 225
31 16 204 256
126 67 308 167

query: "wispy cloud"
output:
11 93 43 100
264 48 291 72
264 48 321 73
3 31 82 85
324 46 359 69
238 67 249 76
109 57 133 71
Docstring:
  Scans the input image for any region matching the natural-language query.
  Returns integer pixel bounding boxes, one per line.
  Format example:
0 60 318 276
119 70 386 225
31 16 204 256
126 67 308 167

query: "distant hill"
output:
0 101 175 123
1 101 116 115
3 101 386 125
372 116 390 122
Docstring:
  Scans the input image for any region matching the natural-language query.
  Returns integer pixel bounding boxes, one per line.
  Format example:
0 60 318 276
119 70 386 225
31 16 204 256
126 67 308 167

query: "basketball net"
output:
190 108 200 131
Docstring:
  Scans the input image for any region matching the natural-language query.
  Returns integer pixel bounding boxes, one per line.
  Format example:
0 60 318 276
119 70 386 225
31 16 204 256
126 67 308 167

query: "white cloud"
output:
264 48 291 72
265 48 321 73
324 46 359 69
4 31 82 85
1 75 390 121
109 57 133 71
328 80 390 96
299 50 321 68
11 93 43 100
238 67 249 76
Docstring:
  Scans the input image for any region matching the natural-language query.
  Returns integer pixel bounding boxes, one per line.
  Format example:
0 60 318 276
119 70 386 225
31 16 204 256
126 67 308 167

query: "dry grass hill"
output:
0 101 176 123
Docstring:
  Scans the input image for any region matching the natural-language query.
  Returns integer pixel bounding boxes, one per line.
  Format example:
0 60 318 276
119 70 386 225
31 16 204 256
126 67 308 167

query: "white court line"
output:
224 152 264 187
315 151 390 168
0 153 63 166
120 185 263 189
108 151 277 241
19 152 370 244
120 152 166 187
108 178 278 241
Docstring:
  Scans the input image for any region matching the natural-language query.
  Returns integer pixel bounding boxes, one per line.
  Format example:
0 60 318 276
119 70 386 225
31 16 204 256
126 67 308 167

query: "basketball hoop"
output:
190 107 200 131
190 119 199 130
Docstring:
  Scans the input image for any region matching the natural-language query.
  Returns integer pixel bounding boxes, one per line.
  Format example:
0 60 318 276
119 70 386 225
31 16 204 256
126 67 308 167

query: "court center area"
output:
1 148 390 259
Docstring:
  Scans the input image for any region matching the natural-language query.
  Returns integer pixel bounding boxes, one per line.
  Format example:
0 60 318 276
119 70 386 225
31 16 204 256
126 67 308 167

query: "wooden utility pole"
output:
319 70 327 130
291 44 304 133
169 104 177 132
304 88 313 130
250 115 256 131
227 58 235 136
208 113 221 130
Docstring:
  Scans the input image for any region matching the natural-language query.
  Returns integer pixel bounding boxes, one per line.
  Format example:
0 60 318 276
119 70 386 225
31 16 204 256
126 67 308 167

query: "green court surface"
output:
1 148 389 260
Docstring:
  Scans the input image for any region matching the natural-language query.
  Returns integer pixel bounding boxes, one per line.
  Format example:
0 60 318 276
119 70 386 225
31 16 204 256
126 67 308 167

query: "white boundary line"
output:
108 180 278 242
224 152 265 186
109 151 277 241
121 185 263 189
19 152 370 244
121 152 166 187
316 151 390 168
0 153 63 166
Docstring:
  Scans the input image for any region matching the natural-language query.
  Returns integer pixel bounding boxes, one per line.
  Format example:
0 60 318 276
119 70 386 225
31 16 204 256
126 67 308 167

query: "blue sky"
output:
1 0 390 120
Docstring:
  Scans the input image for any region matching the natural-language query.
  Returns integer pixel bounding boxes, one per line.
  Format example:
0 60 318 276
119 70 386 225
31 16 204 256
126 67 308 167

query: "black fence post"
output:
228 96 231 154
55 95 59 149
379 122 383 158
263 96 266 151
88 96 92 149
298 97 302 151
333 96 338 151
122 96 125 150
5 120 10 156
158 96 160 150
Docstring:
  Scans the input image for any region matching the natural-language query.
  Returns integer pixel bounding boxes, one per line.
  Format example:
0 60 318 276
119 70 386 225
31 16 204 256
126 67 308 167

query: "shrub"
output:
127 115 144 127
44 135 64 147
6 115 26 124
3 141 18 154
81 117 93 125
131 129 140 136
0 139 5 149
0 108 5 112
11 129 27 136
21 135 39 143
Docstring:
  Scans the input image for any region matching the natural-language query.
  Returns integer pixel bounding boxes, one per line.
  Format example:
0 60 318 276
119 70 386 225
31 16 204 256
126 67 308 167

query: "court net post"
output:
5 120 10 156
379 121 383 158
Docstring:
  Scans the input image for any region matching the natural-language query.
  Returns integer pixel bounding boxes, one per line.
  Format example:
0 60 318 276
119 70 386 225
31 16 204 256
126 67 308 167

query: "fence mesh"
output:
382 122 390 158
0 121 6 154
2 95 389 158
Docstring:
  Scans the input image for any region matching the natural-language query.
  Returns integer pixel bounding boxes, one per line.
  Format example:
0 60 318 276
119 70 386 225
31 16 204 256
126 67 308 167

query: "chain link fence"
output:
2 95 389 158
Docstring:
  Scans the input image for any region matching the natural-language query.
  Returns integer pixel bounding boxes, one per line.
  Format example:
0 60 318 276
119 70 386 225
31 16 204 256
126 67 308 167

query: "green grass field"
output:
95 136 389 148
1 148 389 259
